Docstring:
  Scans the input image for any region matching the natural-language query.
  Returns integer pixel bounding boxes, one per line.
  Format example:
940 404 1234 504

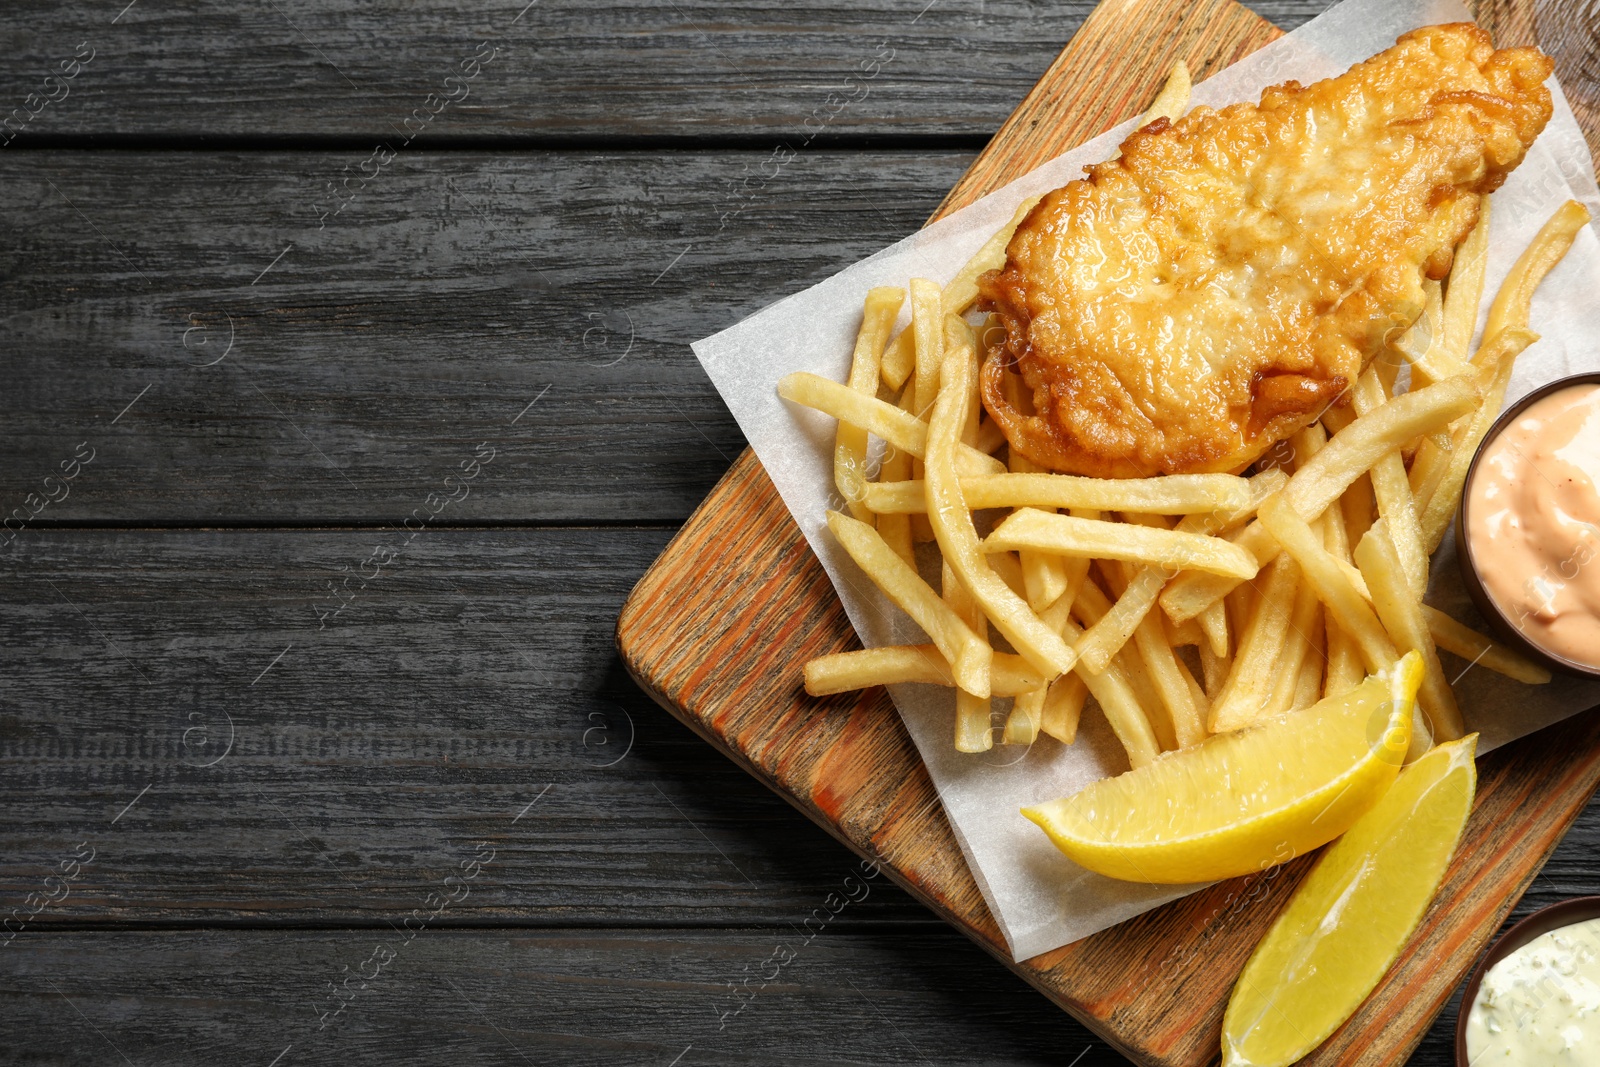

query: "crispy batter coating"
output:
979 24 1553 478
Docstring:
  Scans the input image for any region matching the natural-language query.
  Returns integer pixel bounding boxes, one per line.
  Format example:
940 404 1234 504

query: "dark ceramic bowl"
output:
1455 372 1600 679
1455 895 1600 1064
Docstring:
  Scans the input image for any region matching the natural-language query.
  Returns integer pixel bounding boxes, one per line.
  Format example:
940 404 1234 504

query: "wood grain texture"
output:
0 929 1102 1067
617 0 1600 1063
0 149 956 524
0 528 948 926
0 1 1332 143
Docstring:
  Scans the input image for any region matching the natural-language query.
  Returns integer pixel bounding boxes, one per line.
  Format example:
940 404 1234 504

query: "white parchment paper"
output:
692 0 1600 961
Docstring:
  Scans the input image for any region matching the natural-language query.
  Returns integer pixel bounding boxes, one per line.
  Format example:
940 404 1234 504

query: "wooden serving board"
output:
617 1 1600 1063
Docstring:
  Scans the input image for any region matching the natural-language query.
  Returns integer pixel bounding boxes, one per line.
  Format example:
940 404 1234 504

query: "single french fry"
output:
1341 471 1377 547
1179 651 1209 722
1160 375 1480 622
925 336 1077 679
1425 606 1552 685
1356 520 1464 745
1323 615 1366 699
1007 453 1072 613
802 645 1049 697
1198 599 1229 659
1484 200 1590 344
943 560 995 752
1005 686 1045 745
1417 329 1539 553
1290 579 1326 710
1039 670 1087 745
859 471 1250 515
835 288 905 518
1318 490 1367 699
1130 601 1207 748
1208 553 1300 732
1441 194 1491 361
778 372 1005 476
1200 640 1232 700
876 382 916 565
1292 614 1326 711
1141 60 1191 125
1167 615 1204 648
1321 472 1354 562
910 278 944 422
986 510 1259 580
826 510 992 696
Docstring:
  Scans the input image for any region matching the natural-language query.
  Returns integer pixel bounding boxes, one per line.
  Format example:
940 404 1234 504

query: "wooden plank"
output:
0 929 1109 1066
0 528 939 926
617 0 1600 1063
0 1 1332 143
0 149 961 524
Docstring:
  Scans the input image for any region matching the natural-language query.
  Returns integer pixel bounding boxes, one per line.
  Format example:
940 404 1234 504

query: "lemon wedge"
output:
1222 732 1477 1066
1021 652 1421 884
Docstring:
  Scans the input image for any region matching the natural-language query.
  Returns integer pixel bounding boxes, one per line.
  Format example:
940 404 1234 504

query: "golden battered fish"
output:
979 24 1553 478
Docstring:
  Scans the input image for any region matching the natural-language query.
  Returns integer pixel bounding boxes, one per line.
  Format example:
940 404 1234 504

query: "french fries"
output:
779 371 1005 476
826 510 992 697
1355 521 1464 745
804 644 1047 697
797 182 1571 774
986 510 1260 580
1159 375 1480 623
861 471 1250 514
1484 200 1589 344
944 560 995 752
835 288 905 518
1141 61 1191 126
925 330 1077 680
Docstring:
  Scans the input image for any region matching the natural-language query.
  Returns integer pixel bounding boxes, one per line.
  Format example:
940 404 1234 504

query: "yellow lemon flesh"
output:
1222 732 1477 1067
1021 652 1421 884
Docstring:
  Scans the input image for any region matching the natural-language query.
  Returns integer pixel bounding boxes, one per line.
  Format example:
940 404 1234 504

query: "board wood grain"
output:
617 0 1600 1063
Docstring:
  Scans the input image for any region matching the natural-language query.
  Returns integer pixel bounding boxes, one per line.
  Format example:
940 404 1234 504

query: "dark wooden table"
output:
3 2 1595 1063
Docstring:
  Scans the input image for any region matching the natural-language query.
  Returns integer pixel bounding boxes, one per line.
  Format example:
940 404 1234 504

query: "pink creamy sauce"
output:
1468 383 1600 668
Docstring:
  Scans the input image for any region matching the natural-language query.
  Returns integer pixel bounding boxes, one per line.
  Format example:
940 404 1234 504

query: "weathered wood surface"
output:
2 929 1104 1066
0 528 954 926
0 1 1333 144
0 149 966 525
616 0 1600 1063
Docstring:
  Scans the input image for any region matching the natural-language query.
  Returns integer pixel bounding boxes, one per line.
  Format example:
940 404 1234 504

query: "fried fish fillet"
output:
979 24 1553 478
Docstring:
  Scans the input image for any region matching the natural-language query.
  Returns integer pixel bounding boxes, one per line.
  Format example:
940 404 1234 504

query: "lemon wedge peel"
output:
1020 652 1422 885
1220 732 1478 1067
